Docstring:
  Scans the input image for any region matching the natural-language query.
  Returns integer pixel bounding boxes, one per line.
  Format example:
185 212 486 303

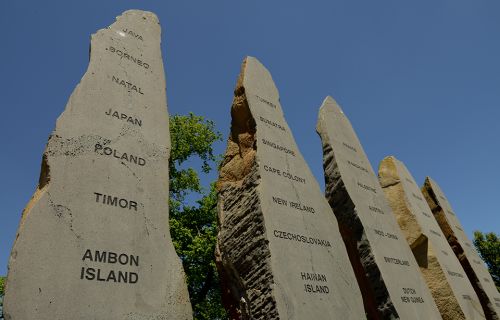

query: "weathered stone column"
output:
4 10 192 320
379 156 485 319
316 96 442 319
422 177 500 320
216 58 365 320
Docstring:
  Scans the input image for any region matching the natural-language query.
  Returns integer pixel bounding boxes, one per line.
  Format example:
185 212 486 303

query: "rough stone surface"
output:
422 177 500 320
3 10 192 320
216 58 365 320
316 96 442 319
379 156 485 320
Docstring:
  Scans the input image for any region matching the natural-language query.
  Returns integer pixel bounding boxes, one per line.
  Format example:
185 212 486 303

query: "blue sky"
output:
1 1 499 275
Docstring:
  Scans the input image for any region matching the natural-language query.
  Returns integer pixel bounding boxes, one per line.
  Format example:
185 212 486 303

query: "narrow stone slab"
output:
316 97 441 319
422 177 500 319
3 10 192 319
216 58 365 319
379 156 485 319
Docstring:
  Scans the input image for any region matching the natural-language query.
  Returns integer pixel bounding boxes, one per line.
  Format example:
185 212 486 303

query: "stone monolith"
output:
379 156 485 319
316 96 442 319
216 58 365 320
422 177 500 320
3 10 192 320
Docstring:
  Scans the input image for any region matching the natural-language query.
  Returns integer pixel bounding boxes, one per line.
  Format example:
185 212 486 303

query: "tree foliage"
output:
168 113 227 319
0 276 4 297
0 275 5 311
473 231 500 291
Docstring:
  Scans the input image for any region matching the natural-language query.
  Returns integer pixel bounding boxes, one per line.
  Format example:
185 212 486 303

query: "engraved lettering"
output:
94 143 146 166
430 229 441 237
384 256 410 266
447 270 464 278
401 287 424 304
412 193 423 201
272 196 315 214
374 229 398 240
111 75 144 95
273 229 331 248
272 196 287 206
94 192 138 211
81 248 139 284
255 95 277 108
301 272 329 294
300 272 327 282
259 116 285 131
263 165 305 184
107 46 150 69
105 108 142 126
304 284 330 294
282 171 306 184
368 205 384 214
342 142 357 153
357 182 377 193
347 160 369 173
122 28 144 41
261 138 295 156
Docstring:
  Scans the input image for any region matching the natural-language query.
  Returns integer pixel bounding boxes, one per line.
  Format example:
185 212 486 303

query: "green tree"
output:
0 275 5 312
473 231 500 291
168 113 227 319
0 276 4 297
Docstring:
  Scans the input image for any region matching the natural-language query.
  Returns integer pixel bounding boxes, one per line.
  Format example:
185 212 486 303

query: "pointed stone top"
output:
316 95 345 135
119 9 160 24
425 176 437 186
319 95 344 115
96 9 162 46
423 177 443 200
239 56 280 103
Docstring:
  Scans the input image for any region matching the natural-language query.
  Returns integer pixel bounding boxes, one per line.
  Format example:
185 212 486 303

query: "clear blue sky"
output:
1 1 499 276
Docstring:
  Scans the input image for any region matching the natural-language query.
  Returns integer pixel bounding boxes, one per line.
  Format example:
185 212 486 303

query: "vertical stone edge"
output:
316 98 397 320
3 147 51 320
215 58 278 320
422 177 499 320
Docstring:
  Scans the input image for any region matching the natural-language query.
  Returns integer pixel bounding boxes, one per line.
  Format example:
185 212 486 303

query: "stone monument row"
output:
3 9 500 320
379 156 484 319
3 10 192 319
216 57 365 319
316 96 442 319
422 177 500 319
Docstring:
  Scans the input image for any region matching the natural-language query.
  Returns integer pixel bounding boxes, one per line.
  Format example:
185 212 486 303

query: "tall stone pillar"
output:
316 96 442 319
4 10 192 320
379 156 485 319
216 58 365 320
